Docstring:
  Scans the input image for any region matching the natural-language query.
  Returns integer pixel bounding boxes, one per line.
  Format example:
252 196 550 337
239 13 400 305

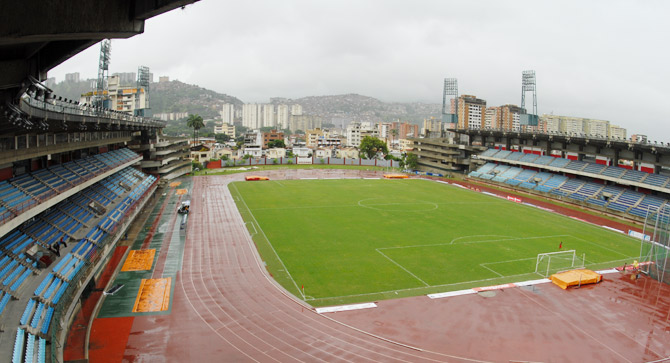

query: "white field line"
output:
308 271 539 303
378 234 570 251
479 263 504 277
449 234 515 245
231 183 305 299
570 234 634 259
375 249 430 287
245 221 258 236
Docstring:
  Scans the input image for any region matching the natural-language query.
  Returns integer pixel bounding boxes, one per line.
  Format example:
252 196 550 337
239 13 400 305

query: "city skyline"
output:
47 1 669 139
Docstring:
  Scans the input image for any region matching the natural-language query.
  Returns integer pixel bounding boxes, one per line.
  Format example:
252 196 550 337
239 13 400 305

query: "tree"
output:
404 153 418 170
267 139 286 149
359 136 388 159
214 133 231 143
186 114 205 145
390 128 399 142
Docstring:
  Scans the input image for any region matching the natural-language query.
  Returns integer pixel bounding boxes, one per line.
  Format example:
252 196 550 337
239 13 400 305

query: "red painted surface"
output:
640 166 654 173
207 160 221 169
107 171 669 362
0 166 12 181
619 164 633 170
64 246 128 361
89 317 135 363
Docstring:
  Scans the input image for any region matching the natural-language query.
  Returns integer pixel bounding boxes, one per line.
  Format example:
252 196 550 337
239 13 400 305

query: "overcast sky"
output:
49 0 669 138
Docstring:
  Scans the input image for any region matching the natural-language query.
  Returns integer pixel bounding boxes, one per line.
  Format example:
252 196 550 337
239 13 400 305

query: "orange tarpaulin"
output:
384 174 409 179
169 182 181 187
551 269 602 290
121 249 156 271
245 175 269 181
176 189 188 195
132 277 171 312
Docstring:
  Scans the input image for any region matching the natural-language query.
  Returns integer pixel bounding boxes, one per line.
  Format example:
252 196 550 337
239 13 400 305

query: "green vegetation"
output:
359 136 388 159
186 114 204 144
230 178 640 307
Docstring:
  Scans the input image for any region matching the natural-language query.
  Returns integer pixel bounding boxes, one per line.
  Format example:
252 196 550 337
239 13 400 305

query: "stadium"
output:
1 2 670 363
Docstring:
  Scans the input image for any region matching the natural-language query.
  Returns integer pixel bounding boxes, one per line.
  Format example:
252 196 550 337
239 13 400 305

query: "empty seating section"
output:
569 182 604 202
504 152 524 161
601 166 626 179
495 150 512 159
630 195 668 218
0 158 160 363
551 178 584 197
535 156 555 165
474 148 670 218
507 169 537 187
0 181 36 212
519 153 539 163
644 173 670 188
0 149 139 226
583 162 606 174
607 190 643 213
469 163 496 178
621 169 648 183
565 160 588 172
492 166 521 183
548 158 570 168
480 149 500 157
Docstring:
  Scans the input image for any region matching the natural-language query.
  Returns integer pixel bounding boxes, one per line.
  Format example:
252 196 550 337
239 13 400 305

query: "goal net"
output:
535 250 585 277
640 205 670 284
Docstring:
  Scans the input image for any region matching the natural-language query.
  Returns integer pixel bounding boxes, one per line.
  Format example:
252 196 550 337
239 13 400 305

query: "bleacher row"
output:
0 165 156 363
478 148 670 190
470 162 668 218
0 148 139 225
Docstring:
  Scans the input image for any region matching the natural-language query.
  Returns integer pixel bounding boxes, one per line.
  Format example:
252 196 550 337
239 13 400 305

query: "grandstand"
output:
469 148 670 220
0 66 167 363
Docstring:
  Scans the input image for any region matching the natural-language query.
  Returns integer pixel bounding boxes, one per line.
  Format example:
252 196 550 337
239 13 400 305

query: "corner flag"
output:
559 241 563 249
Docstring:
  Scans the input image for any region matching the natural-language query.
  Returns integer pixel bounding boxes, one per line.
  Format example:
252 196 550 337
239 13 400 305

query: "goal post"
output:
640 205 670 284
535 250 585 277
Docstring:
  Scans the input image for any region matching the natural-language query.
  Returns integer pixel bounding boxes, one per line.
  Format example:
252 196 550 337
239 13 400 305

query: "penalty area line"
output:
375 249 429 287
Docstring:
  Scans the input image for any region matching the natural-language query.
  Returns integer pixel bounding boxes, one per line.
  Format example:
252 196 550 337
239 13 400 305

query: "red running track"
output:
119 170 670 362
124 171 477 362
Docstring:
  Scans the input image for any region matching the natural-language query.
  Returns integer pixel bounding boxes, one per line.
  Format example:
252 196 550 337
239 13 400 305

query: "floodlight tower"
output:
520 70 538 127
442 78 458 128
93 39 111 108
136 66 151 117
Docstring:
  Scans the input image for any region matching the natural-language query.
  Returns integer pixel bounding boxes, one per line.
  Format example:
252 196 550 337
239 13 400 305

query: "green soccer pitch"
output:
229 178 640 307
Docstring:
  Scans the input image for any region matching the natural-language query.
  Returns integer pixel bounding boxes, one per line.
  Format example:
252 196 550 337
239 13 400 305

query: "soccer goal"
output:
535 250 585 277
640 205 670 284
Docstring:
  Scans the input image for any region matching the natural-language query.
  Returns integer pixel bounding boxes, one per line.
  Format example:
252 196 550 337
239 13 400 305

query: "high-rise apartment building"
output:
610 125 627 139
453 95 486 129
391 121 419 139
276 105 289 129
262 104 275 128
65 72 80 83
539 114 625 138
221 104 234 125
423 117 442 135
485 107 500 129
242 104 263 129
500 105 522 131
346 122 362 147
291 104 303 116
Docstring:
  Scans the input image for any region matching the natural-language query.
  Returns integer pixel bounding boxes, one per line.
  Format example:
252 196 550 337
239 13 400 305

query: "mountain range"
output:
50 79 440 125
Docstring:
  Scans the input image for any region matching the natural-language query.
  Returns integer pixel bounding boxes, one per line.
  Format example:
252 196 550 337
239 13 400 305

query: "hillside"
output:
271 94 441 126
151 80 243 119
51 79 243 120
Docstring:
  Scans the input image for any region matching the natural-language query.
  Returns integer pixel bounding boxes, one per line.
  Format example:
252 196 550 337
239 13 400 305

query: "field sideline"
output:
230 178 640 307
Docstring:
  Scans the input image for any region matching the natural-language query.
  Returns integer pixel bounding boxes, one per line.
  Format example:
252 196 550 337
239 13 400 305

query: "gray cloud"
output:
50 0 669 138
